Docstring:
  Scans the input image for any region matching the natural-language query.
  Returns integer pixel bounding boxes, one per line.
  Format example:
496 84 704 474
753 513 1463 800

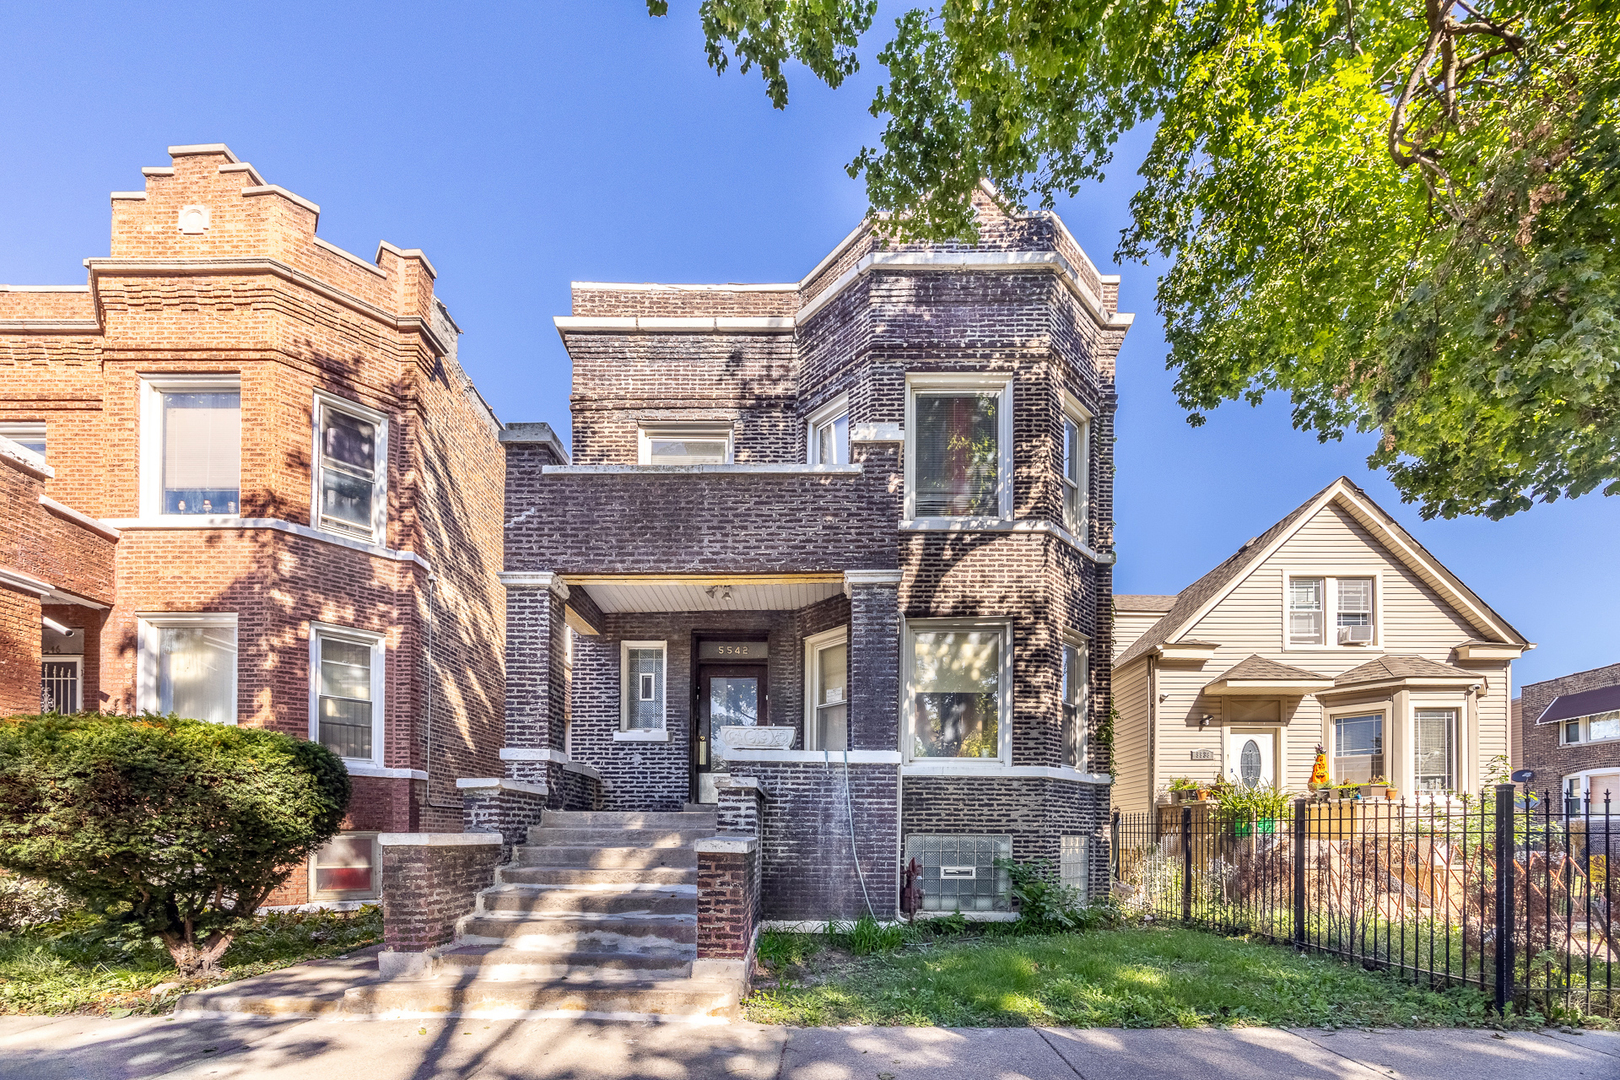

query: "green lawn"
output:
0 906 381 1016
746 925 1503 1028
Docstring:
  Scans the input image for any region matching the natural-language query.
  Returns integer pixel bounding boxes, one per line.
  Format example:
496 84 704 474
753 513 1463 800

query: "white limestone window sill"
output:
614 729 671 743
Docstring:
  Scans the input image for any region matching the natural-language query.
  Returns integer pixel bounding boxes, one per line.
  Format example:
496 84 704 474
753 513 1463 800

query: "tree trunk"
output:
160 930 235 979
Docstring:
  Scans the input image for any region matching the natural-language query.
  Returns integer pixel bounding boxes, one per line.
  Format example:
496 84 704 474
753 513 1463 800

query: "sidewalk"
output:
0 1013 1613 1080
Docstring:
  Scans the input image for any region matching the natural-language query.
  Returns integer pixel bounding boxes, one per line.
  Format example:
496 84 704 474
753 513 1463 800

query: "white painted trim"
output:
344 764 428 780
110 191 147 202
720 748 901 764
796 220 871 290
570 281 797 293
636 423 734 466
850 423 904 443
901 763 1112 784
803 624 849 752
692 835 758 854
805 393 850 466
38 496 119 539
308 620 387 767
498 747 603 780
101 516 431 570
903 618 1014 768
141 167 176 178
0 285 91 293
0 567 52 599
311 391 389 545
138 373 242 521
905 372 1015 523
897 518 1115 565
614 729 670 742
1453 642 1528 661
136 611 238 725
312 236 387 277
375 241 438 281
843 570 902 587
1282 570 1384 652
456 778 548 796
555 315 794 333
169 143 241 162
542 463 861 477
218 161 267 186
377 832 501 847
620 638 668 737
242 184 320 216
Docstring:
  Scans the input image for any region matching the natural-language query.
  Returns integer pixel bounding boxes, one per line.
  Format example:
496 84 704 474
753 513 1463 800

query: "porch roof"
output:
568 573 846 613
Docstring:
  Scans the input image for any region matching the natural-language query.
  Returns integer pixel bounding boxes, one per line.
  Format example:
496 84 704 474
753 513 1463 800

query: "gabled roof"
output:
1114 477 1530 670
1115 594 1178 613
1334 655 1475 686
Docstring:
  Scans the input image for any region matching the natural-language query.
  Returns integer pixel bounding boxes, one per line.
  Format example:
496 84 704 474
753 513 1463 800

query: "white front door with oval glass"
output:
1226 727 1278 789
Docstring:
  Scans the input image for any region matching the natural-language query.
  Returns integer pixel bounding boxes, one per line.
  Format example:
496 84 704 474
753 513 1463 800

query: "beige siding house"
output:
1111 478 1532 814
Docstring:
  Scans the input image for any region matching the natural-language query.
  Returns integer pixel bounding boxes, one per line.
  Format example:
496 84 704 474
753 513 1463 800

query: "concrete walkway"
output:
0 1014 1613 1080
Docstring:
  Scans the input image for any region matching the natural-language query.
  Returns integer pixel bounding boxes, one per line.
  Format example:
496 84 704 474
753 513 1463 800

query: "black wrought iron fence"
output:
1111 784 1615 1019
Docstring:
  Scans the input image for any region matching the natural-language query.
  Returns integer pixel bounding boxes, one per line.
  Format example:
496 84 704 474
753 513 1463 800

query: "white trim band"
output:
692 835 759 854
540 464 862 477
898 518 1115 565
901 763 1113 784
344 764 429 781
39 496 120 540
555 315 794 333
498 747 604 781
377 832 502 847
850 423 904 442
456 778 549 797
721 749 902 764
100 516 430 570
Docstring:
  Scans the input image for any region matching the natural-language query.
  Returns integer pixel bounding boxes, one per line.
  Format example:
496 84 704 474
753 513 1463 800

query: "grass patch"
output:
747 925 1504 1028
0 905 381 1016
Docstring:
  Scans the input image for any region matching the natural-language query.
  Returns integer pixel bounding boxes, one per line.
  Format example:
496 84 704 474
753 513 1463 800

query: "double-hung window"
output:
638 425 731 465
1333 712 1385 784
620 641 668 738
137 613 238 725
309 624 385 763
1061 635 1089 769
1288 575 1377 647
906 374 1013 521
0 422 46 464
807 396 849 466
313 394 388 542
904 621 1011 765
1413 708 1458 792
804 626 849 751
1060 398 1090 538
140 375 241 517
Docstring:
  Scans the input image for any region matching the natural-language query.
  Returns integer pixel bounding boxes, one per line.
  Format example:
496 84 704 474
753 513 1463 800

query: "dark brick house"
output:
487 192 1131 922
1519 662 1620 815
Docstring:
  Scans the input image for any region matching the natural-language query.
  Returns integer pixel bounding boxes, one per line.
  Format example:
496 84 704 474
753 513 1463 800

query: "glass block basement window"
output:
1061 835 1089 900
904 834 1012 912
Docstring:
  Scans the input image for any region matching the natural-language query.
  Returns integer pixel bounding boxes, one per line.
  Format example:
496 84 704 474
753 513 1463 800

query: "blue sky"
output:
1 2 1613 689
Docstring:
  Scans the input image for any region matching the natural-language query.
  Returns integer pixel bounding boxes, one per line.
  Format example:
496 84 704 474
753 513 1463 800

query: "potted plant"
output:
1358 777 1394 800
1217 784 1291 837
1334 782 1361 801
1168 777 1200 803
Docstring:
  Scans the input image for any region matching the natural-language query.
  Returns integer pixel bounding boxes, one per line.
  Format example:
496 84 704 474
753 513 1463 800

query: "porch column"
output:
843 570 902 751
498 571 569 775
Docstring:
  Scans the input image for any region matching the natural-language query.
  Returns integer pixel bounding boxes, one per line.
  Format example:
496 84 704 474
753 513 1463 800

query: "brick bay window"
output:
309 832 379 902
309 624 386 764
905 373 1013 523
806 394 849 466
619 641 668 741
1287 574 1378 648
803 626 849 751
139 375 241 517
904 621 1012 767
312 393 388 542
638 424 731 465
1061 634 1089 769
136 613 238 725
1061 395 1091 538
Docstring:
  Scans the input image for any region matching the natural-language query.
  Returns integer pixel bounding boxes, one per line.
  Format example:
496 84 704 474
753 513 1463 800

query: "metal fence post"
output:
1292 798 1308 950
1493 782 1516 1014
1110 810 1120 884
1181 804 1193 922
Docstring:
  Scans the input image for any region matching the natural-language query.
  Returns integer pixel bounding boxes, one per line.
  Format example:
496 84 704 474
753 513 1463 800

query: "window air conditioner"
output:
1337 624 1374 645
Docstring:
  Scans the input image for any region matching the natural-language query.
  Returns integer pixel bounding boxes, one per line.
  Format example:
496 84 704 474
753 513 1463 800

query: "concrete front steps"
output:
349 808 743 1022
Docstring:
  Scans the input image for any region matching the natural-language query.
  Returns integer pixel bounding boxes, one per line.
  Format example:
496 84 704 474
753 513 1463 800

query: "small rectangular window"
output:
1565 719 1582 744
908 626 1006 762
315 398 386 540
805 628 849 752
904 834 1013 912
1061 638 1087 768
312 833 378 899
316 633 377 760
162 390 241 515
622 643 666 730
0 422 46 462
1590 712 1620 742
1060 405 1089 537
639 426 730 465
1289 578 1325 645
138 614 238 725
1060 835 1089 900
807 398 850 466
1333 712 1384 784
913 391 1003 518
1413 708 1457 792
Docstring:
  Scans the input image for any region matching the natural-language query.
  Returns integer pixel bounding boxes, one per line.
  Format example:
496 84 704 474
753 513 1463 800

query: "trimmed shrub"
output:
0 712 350 976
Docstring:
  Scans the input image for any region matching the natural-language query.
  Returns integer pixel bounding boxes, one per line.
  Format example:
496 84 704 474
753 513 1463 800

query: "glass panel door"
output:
696 662 767 802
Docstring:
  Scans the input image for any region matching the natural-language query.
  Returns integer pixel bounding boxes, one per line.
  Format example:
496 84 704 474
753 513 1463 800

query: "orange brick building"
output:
0 144 545 905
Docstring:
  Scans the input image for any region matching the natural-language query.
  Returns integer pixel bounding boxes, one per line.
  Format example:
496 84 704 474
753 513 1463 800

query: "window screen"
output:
914 393 999 517
162 390 240 515
810 638 848 751
910 630 1001 759
318 635 374 759
1337 578 1374 642
904 834 1012 912
624 646 665 729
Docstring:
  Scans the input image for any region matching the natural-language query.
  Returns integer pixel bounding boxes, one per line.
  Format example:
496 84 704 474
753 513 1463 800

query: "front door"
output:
1226 727 1278 789
695 663 767 803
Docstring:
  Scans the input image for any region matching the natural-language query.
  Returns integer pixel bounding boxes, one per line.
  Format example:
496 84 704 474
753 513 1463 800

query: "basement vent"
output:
904 834 1012 912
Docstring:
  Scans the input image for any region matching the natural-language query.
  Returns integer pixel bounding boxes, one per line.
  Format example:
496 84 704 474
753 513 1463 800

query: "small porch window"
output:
1333 712 1384 784
621 641 667 732
804 626 848 751
638 425 731 465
